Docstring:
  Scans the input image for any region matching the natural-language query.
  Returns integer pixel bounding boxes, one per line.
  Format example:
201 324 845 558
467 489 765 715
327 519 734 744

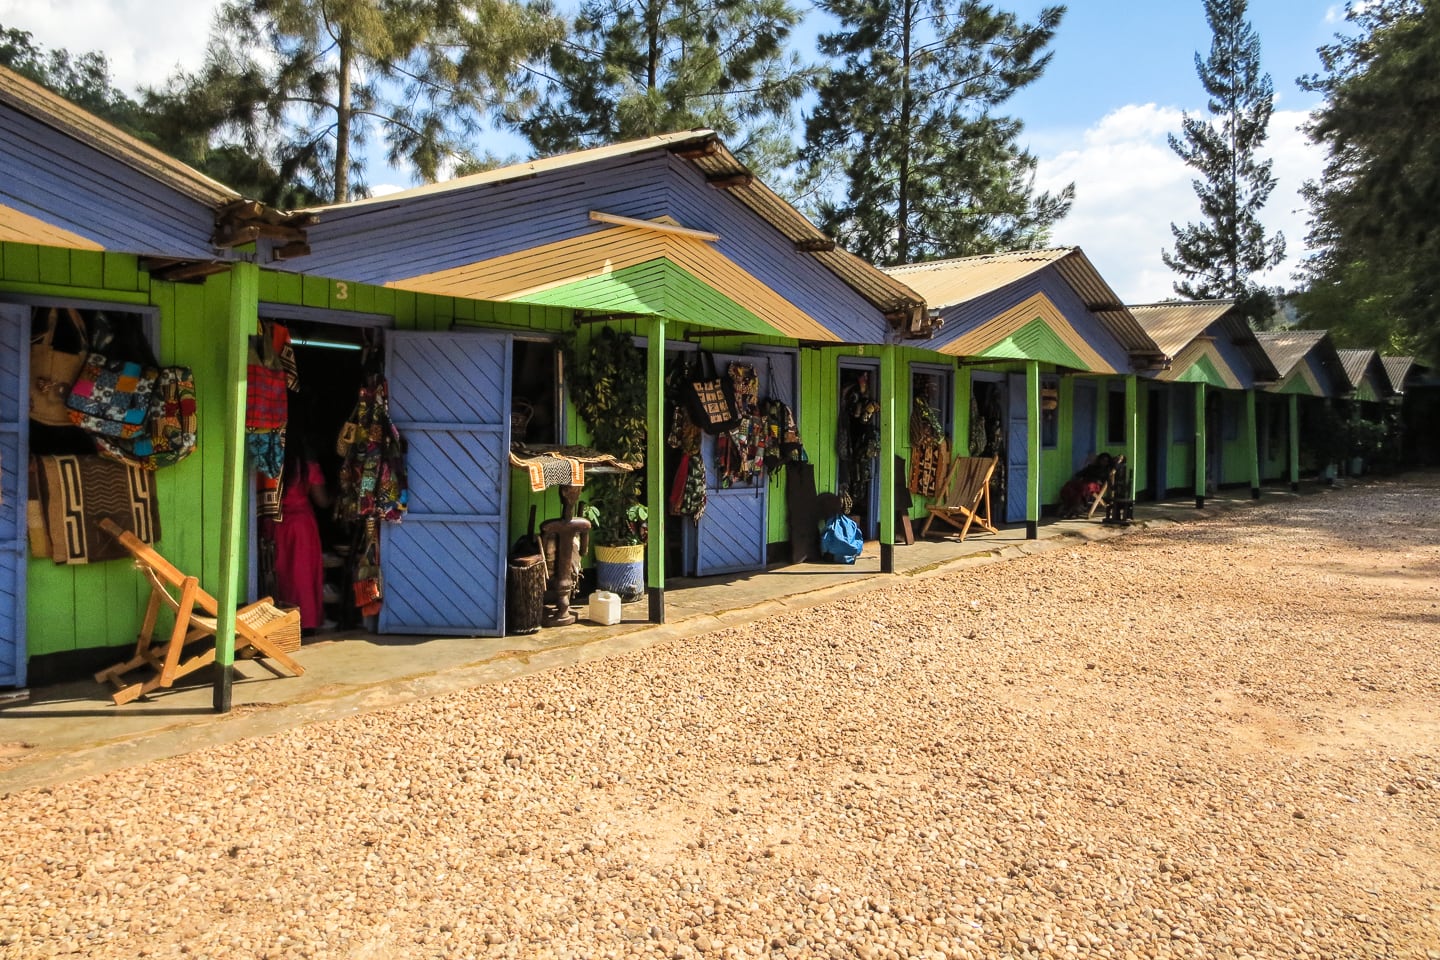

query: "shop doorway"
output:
667 346 791 577
837 358 881 541
968 373 1007 525
252 316 379 638
1148 386 1169 498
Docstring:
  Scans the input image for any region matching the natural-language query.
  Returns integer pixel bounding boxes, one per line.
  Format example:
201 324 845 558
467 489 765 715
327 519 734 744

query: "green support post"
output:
1194 382 1207 509
214 261 258 713
1246 390 1260 498
1124 375 1139 485
646 317 666 623
1026 361 1040 539
1288 394 1300 491
878 345 897 571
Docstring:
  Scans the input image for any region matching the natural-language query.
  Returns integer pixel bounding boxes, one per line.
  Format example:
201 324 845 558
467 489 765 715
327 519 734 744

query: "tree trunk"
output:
896 0 915 265
646 0 660 93
334 23 353 204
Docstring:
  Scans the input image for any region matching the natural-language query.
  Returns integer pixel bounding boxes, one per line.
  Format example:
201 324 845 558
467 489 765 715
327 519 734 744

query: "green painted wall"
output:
4 247 240 657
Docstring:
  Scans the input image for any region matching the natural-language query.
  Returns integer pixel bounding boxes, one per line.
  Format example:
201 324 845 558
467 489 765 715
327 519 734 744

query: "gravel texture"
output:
3 475 1439 960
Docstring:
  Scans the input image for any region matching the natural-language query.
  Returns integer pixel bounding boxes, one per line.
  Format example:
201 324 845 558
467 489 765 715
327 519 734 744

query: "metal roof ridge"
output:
300 129 720 213
882 247 1075 274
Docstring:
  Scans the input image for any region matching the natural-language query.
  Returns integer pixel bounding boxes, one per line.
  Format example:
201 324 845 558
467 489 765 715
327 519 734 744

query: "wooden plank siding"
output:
0 108 220 260
278 149 894 348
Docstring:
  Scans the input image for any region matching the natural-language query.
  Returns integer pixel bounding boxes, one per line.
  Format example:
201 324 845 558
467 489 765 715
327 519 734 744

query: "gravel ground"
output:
3 476 1439 960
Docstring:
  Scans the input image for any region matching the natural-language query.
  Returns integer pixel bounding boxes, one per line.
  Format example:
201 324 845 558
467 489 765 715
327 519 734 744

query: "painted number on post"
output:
335 281 349 301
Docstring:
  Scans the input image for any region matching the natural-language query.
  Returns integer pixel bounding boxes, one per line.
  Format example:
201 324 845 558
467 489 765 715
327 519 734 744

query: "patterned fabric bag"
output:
682 353 740 435
95 366 198 470
66 312 160 439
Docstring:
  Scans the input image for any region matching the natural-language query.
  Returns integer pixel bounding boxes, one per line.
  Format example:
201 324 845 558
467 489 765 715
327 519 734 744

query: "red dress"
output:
265 461 326 628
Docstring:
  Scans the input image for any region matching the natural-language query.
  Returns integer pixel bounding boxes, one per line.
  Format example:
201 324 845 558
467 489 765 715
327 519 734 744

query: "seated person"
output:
1058 452 1113 518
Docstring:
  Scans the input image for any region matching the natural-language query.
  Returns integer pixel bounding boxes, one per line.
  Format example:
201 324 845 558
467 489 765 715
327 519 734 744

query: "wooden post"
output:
1288 394 1300 491
1194 382 1207 509
214 260 258 713
1026 361 1040 539
878 344 897 572
1125 375 1139 484
953 362 969 457
1246 390 1260 498
646 317 666 623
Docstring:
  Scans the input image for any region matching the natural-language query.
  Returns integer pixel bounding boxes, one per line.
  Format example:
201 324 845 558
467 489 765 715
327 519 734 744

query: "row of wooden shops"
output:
0 66 1427 703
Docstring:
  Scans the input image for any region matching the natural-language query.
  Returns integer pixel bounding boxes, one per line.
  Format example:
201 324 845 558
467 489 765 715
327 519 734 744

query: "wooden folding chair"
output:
921 455 999 541
94 518 305 705
1087 471 1114 520
1086 455 1129 521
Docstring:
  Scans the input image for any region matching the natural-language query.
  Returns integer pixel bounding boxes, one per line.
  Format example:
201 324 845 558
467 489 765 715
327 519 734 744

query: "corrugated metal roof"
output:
0 66 239 207
885 248 1070 305
1255 330 1327 377
1255 330 1350 396
887 248 1163 361
1129 301 1236 357
1336 348 1372 389
1129 300 1279 384
305 130 930 333
1382 356 1416 394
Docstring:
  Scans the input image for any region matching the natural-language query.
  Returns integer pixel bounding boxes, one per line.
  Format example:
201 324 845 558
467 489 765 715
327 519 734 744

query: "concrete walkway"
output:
0 486 1301 793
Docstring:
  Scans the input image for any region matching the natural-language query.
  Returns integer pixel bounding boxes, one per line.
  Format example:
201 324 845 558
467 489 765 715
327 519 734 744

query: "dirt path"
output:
3 476 1438 959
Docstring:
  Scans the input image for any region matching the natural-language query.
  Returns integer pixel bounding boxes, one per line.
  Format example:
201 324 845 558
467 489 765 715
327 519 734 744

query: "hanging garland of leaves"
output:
564 327 649 545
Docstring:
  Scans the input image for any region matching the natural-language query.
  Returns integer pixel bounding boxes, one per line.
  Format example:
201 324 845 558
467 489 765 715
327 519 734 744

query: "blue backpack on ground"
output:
821 514 864 564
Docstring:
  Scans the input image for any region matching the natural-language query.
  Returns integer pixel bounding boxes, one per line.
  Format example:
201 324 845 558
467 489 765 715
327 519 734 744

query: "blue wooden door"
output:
381 331 511 635
0 304 27 687
1006 374 1029 524
688 352 768 576
1072 380 1097 474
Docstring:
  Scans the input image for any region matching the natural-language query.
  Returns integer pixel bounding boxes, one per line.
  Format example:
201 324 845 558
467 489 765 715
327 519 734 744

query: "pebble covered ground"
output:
2 476 1439 960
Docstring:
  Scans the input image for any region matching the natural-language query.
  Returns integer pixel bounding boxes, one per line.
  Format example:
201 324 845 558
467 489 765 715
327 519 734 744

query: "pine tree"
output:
1163 0 1285 306
511 0 814 172
1295 0 1438 363
160 0 562 203
796 0 1071 266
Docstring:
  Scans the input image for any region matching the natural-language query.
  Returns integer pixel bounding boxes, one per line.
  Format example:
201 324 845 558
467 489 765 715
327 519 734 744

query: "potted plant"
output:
565 328 649 601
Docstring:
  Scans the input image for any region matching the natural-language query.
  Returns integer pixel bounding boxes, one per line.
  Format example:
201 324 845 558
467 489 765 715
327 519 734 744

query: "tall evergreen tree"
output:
160 0 562 203
511 0 814 171
1163 0 1285 307
796 0 1071 266
1295 0 1439 363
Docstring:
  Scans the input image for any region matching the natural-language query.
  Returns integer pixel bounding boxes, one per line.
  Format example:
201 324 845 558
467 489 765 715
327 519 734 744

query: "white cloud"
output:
1036 105 1325 303
0 0 222 90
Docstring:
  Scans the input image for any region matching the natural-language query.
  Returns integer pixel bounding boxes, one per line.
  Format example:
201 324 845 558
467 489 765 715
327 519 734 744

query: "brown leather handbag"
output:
29 307 88 426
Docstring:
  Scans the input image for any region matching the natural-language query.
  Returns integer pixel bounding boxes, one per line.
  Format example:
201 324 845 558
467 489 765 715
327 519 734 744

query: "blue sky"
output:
0 0 1349 301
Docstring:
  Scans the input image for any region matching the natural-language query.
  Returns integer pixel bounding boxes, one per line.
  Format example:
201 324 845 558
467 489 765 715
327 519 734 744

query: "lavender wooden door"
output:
380 330 511 635
0 303 28 686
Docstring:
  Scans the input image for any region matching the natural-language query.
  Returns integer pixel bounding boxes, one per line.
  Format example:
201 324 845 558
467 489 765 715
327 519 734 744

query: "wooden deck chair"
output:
1086 470 1114 520
921 455 999 541
94 518 305 705
1085 455 1128 520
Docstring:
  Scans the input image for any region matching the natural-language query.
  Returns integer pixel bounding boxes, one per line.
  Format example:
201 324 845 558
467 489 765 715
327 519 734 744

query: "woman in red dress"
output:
265 451 331 629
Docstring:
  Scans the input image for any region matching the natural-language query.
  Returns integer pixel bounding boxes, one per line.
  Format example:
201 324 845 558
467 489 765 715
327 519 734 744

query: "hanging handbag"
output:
66 312 160 438
682 353 740 435
246 324 289 432
94 366 198 469
30 308 89 426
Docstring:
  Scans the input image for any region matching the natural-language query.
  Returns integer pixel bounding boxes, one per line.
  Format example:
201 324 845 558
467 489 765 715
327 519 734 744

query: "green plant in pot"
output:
565 328 649 601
